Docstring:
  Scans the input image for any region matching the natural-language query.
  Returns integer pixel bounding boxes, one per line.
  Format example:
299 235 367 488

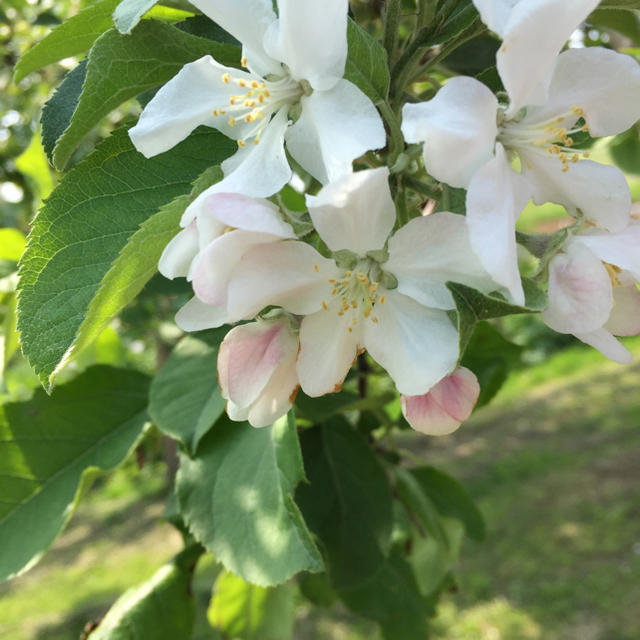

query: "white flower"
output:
129 0 385 210
542 222 640 363
218 315 299 428
223 168 498 397
159 192 295 331
402 46 640 305
401 367 480 436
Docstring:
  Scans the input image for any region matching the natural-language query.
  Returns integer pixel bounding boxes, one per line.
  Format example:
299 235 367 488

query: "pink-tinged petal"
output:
574 328 633 364
247 353 299 427
491 0 600 114
297 304 362 397
227 241 339 318
401 367 480 436
188 0 281 76
226 400 250 423
305 168 394 254
363 290 459 396
386 212 497 310
203 193 295 237
605 285 640 337
524 47 640 137
542 242 613 334
192 230 286 306
285 79 385 184
175 296 231 331
522 153 631 233
129 56 261 158
402 77 498 189
263 0 348 90
576 225 640 281
195 211 227 250
158 222 199 280
218 319 297 408
466 143 530 305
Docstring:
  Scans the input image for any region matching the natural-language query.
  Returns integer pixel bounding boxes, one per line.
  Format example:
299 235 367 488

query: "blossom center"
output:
212 61 305 147
498 105 591 173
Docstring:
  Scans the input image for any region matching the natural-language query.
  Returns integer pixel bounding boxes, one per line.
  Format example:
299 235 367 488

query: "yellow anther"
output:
241 56 248 67
338 311 344 316
229 97 237 105
566 137 573 147
264 90 271 97
380 295 386 305
253 138 260 145
562 165 569 173
328 278 336 284
322 300 329 311
372 316 379 324
228 116 236 126
572 154 580 163
345 271 352 277
581 124 589 132
238 140 246 148
364 308 371 318
258 95 265 104
314 264 319 272
357 273 368 283
212 109 219 117
584 151 590 158
572 106 584 116
222 73 231 84
251 80 259 88
351 301 357 309
331 288 338 295
244 99 256 107
348 327 353 333
238 79 247 87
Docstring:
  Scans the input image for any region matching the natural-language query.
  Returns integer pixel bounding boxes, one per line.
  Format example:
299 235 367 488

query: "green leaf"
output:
89 545 201 639
0 365 149 582
13 0 119 83
296 418 393 589
344 19 390 105
588 8 640 41
411 466 485 542
338 551 429 640
114 0 159 33
17 126 235 388
597 0 640 10
15 130 54 202
70 166 223 370
0 229 26 262
609 126 640 175
432 1 479 45
176 413 323 586
45 19 240 169
295 389 396 423
208 571 296 640
150 330 227 454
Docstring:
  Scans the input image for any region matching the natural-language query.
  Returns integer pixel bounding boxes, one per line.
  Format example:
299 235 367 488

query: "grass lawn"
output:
1 338 639 639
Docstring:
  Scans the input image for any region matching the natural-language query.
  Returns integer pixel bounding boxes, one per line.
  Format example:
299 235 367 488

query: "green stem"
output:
378 101 405 167
419 19 487 74
395 176 410 227
382 0 402 64
404 176 442 200
417 0 438 29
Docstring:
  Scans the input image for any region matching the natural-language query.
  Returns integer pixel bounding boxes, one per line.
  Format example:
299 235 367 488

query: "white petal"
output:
472 0 520 34
386 212 497 309
305 167 394 254
158 222 199 279
297 305 361 397
522 47 640 137
363 291 459 396
204 193 294 237
175 296 230 331
188 0 281 76
605 285 640 337
129 56 260 157
285 80 386 184
466 143 530 305
218 319 297 408
574 328 633 364
263 0 348 90
576 224 640 281
401 77 498 189
227 241 339 318
247 353 299 427
494 0 600 114
192 230 285 305
195 211 227 250
522 153 631 233
226 400 250 423
542 242 613 334
401 367 480 436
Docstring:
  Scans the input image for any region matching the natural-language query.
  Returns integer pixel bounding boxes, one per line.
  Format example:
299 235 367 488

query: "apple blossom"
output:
402 46 640 305
218 315 300 428
128 0 385 215
222 167 499 402
159 192 295 331
401 367 480 436
542 222 640 363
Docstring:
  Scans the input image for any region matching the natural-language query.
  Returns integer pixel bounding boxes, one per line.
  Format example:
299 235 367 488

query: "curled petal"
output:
175 296 231 331
306 167 394 254
401 367 480 436
574 328 633 364
402 76 498 189
576 225 640 281
286 79 386 184
605 285 640 337
158 222 199 280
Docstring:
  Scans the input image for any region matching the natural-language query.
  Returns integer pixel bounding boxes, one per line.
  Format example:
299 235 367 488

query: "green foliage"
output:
609 126 640 175
13 0 119 83
42 20 240 169
0 366 149 582
345 19 390 105
431 0 479 45
17 127 235 388
296 418 393 589
208 571 296 640
88 545 201 639
114 0 160 34
176 413 323 586
0 229 26 262
14 131 54 202
149 330 227 454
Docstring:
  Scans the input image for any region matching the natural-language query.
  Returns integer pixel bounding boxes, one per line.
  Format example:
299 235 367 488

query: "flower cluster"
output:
130 0 640 433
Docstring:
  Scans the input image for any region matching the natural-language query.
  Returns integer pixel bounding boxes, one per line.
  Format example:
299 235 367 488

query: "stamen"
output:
241 56 248 68
314 264 319 272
